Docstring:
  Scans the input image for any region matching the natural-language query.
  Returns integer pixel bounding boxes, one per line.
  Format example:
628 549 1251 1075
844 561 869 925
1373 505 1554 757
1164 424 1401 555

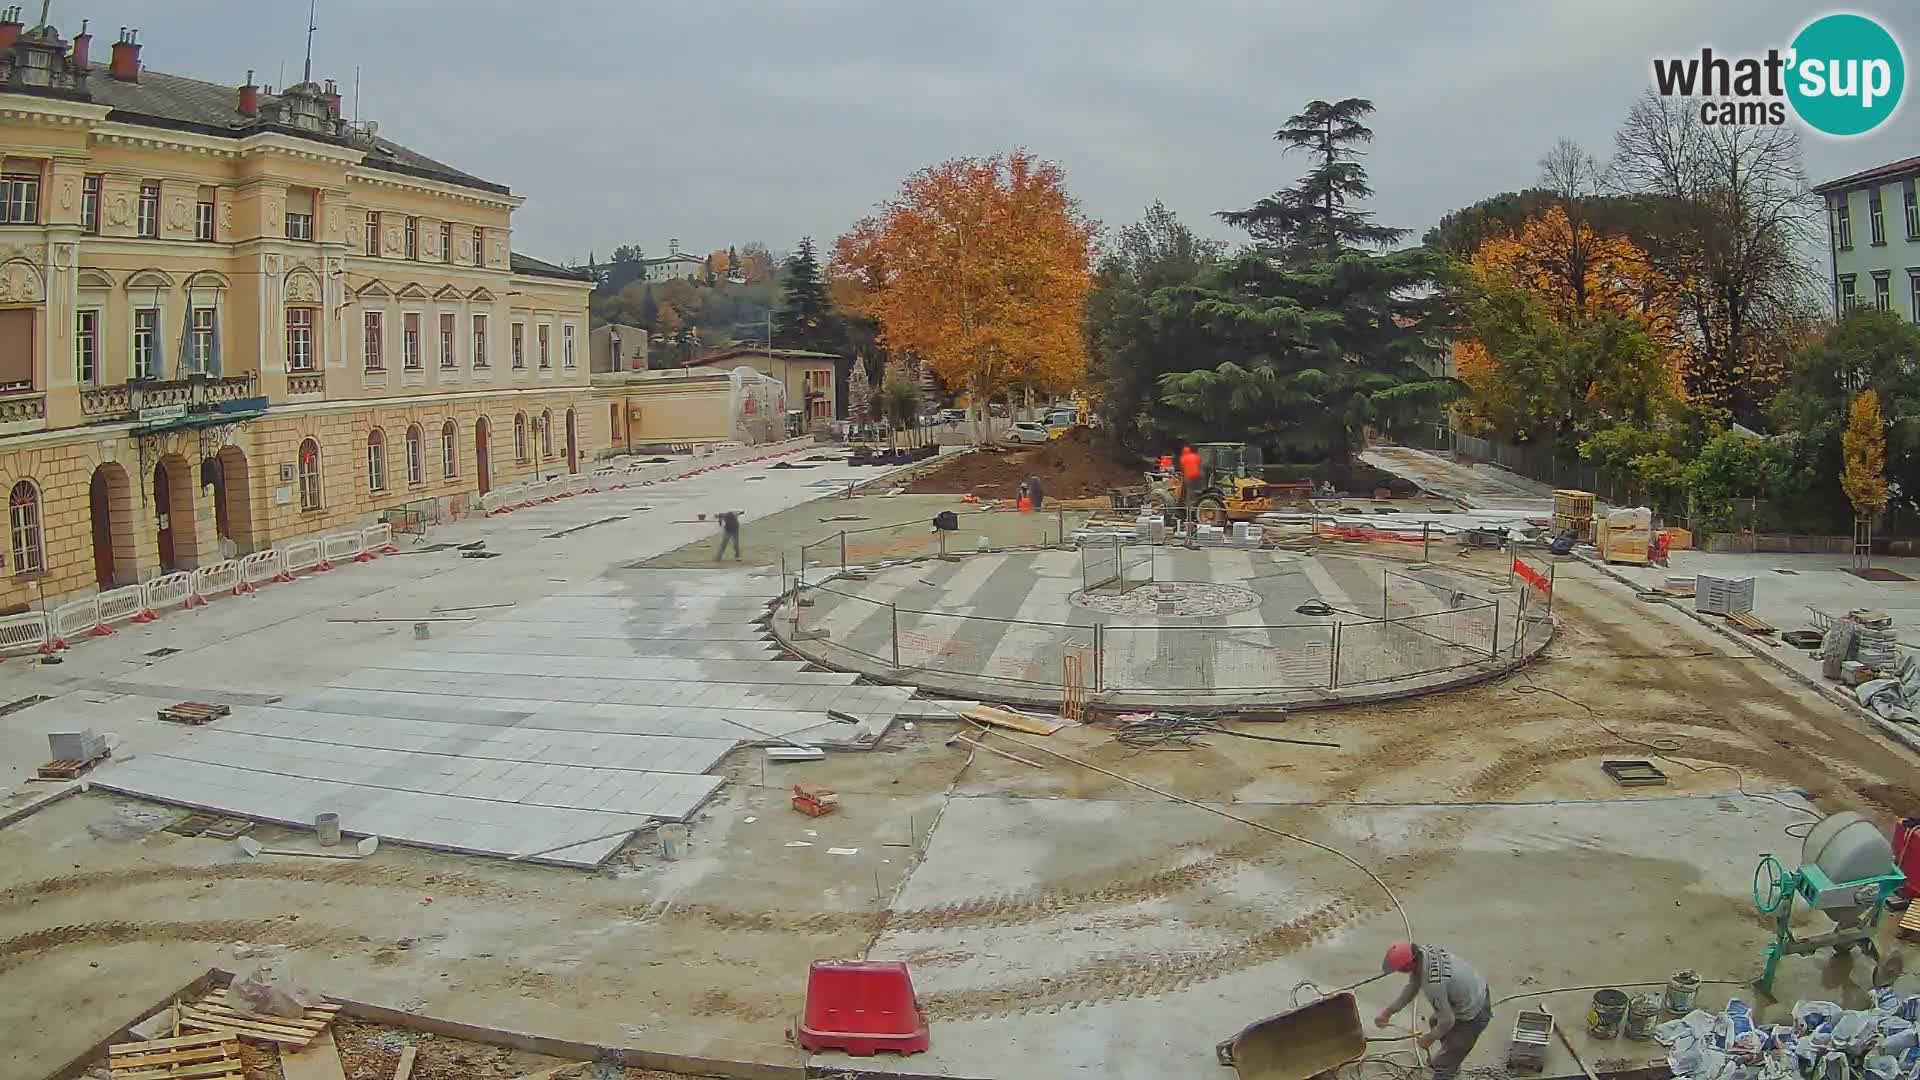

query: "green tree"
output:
1462 282 1674 440
1842 389 1890 519
1773 308 1920 530
638 286 659 331
879 370 919 450
774 236 840 353
1151 99 1459 463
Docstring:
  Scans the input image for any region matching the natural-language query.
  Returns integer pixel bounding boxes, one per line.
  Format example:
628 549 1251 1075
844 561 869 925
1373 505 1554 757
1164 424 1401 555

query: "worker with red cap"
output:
1375 941 1492 1080
1178 446 1202 524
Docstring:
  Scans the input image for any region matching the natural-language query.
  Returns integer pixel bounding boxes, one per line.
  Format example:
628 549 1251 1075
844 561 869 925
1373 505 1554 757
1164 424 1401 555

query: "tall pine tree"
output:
1153 98 1459 463
774 236 839 353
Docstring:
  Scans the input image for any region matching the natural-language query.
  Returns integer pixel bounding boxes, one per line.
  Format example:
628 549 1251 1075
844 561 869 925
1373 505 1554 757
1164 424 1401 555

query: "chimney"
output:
238 69 257 117
668 238 680 256
321 78 341 119
0 8 22 51
108 27 139 82
70 19 90 67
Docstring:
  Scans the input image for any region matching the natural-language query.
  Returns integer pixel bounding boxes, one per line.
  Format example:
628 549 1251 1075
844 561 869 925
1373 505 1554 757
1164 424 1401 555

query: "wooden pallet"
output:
36 758 95 780
174 990 339 1048
1898 902 1920 941
108 1030 244 1079
158 702 231 725
1726 610 1776 636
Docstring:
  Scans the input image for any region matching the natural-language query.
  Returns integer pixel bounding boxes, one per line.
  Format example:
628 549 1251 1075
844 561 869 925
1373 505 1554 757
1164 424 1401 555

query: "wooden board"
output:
36 759 93 779
391 1045 417 1080
1726 610 1776 635
278 1030 348 1080
158 702 230 725
1899 902 1920 941
176 1005 320 1046
109 1029 244 1080
964 704 1067 736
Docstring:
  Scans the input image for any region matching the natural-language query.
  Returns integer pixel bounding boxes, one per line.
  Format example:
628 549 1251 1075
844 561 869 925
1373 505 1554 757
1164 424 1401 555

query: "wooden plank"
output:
113 1057 246 1080
279 1030 348 1080
963 703 1066 736
176 1007 317 1045
187 999 328 1030
204 988 341 1013
510 1065 589 1080
111 1031 233 1055
391 1046 417 1080
1899 902 1920 941
110 1042 236 1068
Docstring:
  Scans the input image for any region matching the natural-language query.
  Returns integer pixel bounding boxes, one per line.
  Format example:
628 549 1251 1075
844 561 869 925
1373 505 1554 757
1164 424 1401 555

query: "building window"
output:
441 419 457 478
1876 272 1893 312
563 324 576 369
1870 190 1887 246
405 424 424 486
1912 274 1920 325
404 216 418 259
1 171 38 225
538 325 551 369
472 227 483 265
9 481 41 575
1836 200 1854 251
298 438 322 511
367 429 387 493
286 307 314 371
195 193 215 241
514 412 528 461
403 312 421 370
191 307 217 372
541 409 554 457
363 311 384 370
133 307 159 379
472 314 488 368
364 211 380 256
74 310 97 386
135 181 161 236
285 187 314 241
1841 274 1858 310
439 222 452 262
81 174 100 234
439 312 456 368
511 323 525 369
1907 181 1919 241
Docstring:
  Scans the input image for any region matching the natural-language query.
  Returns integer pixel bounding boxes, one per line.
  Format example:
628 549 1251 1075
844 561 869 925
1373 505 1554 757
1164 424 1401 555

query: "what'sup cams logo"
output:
1652 13 1904 136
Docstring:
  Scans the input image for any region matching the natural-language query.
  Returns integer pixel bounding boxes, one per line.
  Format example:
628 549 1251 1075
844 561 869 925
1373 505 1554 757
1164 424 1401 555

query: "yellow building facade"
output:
0 19 596 611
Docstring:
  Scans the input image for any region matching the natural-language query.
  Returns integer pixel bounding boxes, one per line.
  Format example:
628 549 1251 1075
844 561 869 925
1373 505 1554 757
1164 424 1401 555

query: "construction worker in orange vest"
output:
1178 446 1203 525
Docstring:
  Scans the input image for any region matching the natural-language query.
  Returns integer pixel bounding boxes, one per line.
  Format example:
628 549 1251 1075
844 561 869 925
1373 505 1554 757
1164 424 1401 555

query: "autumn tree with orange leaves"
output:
832 151 1095 443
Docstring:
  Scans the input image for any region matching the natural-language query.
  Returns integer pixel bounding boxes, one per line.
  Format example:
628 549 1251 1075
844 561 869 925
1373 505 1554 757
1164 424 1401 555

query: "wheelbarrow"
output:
1216 991 1367 1080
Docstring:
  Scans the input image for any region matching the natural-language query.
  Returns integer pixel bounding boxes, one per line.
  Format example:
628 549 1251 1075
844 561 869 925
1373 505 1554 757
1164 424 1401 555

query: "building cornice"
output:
93 120 245 159
347 166 521 211
0 92 111 127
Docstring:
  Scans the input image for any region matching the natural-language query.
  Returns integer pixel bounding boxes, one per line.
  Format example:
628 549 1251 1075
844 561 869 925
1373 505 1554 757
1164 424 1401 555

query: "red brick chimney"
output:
108 27 139 82
321 78 341 119
70 19 90 67
0 7 23 51
238 69 257 117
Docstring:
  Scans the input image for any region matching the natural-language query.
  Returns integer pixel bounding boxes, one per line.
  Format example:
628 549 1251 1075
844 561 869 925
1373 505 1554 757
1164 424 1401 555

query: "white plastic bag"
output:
1799 1001 1847 1034
223 943 320 1019
1837 1012 1882 1055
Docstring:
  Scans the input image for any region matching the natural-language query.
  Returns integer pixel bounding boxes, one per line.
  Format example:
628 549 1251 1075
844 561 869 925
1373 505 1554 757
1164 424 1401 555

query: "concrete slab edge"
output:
80 780 635 870
1570 553 1920 757
0 782 78 831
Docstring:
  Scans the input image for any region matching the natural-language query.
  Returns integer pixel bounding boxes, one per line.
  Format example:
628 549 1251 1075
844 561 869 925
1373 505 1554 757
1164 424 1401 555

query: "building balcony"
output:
288 371 325 398
81 373 265 425
0 388 47 436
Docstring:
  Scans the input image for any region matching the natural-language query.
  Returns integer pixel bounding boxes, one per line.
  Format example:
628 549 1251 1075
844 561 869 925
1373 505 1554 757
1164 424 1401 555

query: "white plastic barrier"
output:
143 571 193 615
95 583 148 627
47 596 99 648
188 559 240 607
322 531 365 565
0 610 49 655
281 537 325 574
237 550 284 592
360 521 396 559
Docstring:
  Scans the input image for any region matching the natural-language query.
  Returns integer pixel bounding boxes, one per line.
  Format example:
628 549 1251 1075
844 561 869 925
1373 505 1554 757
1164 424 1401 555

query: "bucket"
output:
1663 969 1700 1016
314 812 342 847
1588 989 1628 1039
658 823 689 861
1625 994 1662 1041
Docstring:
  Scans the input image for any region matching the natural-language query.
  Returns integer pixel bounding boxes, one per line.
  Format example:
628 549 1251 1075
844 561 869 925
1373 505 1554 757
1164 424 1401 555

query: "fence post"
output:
780 552 788 597
840 530 847 572
1547 558 1556 615
1382 571 1390 621
1057 507 1065 547
1422 522 1431 563
1094 622 1104 692
1513 592 1526 656
1328 620 1341 689
890 603 901 670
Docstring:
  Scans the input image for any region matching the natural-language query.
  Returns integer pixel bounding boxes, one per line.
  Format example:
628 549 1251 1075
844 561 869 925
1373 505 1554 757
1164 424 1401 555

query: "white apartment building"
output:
1819 155 1920 320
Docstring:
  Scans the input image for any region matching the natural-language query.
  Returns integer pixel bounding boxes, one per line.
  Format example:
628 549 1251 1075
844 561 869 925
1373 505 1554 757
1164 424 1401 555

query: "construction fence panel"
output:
95 583 148 626
322 531 365 565
893 607 1089 690
239 550 285 590
1081 541 1121 591
190 559 241 604
1334 604 1499 688
782 582 898 671
49 596 99 646
0 610 48 655
144 570 194 613
838 522 942 568
360 521 396 556
281 537 324 574
1101 623 1337 693
1119 544 1157 589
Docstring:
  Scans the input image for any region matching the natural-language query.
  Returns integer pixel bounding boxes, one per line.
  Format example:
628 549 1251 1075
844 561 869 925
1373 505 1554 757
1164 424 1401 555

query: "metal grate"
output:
0 693 50 717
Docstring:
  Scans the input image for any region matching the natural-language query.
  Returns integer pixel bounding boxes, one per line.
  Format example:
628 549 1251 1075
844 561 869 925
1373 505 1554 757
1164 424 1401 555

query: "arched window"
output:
540 409 553 458
366 428 387 493
8 480 41 573
441 420 457 478
297 438 322 511
404 424 424 486
514 412 528 462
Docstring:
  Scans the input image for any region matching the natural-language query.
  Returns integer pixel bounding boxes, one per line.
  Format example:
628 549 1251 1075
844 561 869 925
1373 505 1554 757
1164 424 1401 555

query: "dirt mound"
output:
905 427 1146 500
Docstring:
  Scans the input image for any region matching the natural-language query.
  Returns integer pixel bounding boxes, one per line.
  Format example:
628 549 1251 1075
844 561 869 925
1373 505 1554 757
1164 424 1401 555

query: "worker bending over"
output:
1375 941 1493 1080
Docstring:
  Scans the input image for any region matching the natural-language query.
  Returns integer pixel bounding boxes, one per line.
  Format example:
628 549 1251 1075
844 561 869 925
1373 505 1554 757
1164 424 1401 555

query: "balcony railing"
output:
81 373 260 421
288 371 325 396
0 390 46 426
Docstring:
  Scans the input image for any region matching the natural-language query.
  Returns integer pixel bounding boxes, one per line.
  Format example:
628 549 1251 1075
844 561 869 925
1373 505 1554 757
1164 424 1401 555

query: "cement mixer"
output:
1753 811 1907 994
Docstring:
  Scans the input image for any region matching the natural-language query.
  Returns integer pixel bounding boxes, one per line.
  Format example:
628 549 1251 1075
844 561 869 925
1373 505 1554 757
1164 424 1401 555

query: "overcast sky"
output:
65 1 1920 265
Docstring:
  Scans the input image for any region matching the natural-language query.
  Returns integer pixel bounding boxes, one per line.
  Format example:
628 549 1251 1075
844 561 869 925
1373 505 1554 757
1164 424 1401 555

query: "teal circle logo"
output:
1788 13 1905 136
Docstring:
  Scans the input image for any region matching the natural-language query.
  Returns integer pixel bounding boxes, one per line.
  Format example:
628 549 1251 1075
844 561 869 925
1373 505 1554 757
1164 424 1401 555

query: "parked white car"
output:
1007 422 1050 444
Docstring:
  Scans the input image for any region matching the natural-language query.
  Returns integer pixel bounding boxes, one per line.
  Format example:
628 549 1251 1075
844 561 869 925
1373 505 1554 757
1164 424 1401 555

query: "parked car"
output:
1008 422 1050 444
939 408 967 424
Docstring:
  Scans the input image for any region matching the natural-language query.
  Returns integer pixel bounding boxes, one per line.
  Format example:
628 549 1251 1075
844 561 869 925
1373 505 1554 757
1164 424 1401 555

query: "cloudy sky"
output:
69 1 1920 264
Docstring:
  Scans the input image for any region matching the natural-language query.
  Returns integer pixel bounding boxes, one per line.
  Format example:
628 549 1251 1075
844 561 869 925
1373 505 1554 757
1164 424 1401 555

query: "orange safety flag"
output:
1512 557 1551 594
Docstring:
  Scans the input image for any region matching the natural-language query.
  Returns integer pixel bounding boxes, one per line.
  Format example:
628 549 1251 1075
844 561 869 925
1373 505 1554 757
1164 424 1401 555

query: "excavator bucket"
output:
1215 992 1366 1080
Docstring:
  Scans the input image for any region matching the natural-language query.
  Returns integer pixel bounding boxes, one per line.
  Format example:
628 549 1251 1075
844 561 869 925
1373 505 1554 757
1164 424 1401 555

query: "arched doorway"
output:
565 409 578 474
214 446 255 556
153 454 197 572
475 416 491 495
88 462 134 588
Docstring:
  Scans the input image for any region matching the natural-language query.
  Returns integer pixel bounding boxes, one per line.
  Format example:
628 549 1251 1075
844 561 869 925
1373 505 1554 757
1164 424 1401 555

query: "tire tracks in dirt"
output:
0 917 359 975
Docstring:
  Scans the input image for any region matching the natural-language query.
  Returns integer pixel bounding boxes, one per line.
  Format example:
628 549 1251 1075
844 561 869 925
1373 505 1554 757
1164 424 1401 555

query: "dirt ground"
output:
9 553 1920 1077
905 427 1146 500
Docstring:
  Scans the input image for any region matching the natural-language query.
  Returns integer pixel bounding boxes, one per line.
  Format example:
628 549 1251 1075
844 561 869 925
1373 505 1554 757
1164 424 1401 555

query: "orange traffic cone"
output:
1018 496 1033 513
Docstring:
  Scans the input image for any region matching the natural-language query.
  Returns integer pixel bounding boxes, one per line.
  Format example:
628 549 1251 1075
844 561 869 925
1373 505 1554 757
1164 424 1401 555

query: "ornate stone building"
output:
0 13 595 610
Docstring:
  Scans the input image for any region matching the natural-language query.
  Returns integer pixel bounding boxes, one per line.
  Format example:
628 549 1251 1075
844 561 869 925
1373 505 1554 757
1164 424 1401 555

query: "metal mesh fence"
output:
1334 603 1498 687
1101 623 1336 693
1082 542 1121 591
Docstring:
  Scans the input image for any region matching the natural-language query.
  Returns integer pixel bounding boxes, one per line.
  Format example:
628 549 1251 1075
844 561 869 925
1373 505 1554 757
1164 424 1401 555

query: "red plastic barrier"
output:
794 961 929 1056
